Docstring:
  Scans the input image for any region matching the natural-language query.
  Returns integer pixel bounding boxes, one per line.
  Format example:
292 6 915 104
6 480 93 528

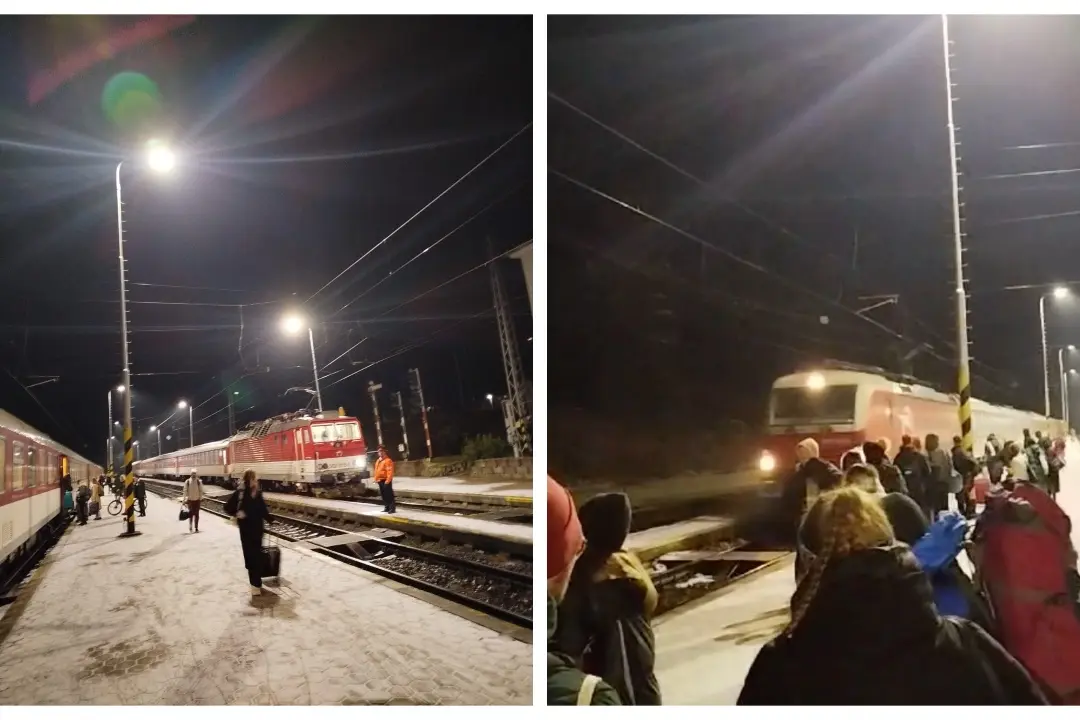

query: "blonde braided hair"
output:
786 487 895 637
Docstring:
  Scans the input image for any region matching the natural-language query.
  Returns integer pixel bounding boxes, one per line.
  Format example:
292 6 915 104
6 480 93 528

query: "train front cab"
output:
309 415 370 484
752 371 871 500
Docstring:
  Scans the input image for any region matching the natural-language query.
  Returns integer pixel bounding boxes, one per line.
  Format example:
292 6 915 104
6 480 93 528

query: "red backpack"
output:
970 485 1080 704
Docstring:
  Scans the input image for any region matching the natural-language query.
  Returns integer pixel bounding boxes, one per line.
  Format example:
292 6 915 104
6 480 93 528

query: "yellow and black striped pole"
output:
123 424 137 535
943 15 974 454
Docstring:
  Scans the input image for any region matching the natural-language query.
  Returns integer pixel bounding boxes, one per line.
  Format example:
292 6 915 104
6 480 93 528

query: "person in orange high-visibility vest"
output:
374 445 396 514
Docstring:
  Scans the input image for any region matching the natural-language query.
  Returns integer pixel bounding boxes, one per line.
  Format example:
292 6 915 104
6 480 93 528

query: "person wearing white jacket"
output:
183 471 204 533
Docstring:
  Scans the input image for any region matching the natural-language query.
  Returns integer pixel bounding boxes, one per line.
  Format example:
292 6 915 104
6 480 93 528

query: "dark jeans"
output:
188 499 201 529
378 481 396 513
137 496 146 516
240 524 264 588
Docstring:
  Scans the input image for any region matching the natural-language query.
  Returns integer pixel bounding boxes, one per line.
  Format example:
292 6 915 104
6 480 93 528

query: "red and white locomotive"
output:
753 362 1066 481
0 408 103 577
134 409 370 492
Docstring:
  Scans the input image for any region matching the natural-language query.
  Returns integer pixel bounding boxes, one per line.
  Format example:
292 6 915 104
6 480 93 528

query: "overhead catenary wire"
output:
330 182 527 317
304 122 532 306
551 168 1017 398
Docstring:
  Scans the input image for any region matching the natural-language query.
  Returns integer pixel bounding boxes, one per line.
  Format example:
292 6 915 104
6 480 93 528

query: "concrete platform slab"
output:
0 493 530 705
388 476 532 507
626 516 737 562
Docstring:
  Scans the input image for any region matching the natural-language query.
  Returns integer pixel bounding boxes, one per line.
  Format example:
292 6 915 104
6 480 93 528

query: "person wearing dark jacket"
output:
225 469 274 596
134 477 147 517
894 435 932 519
738 487 1048 705
862 441 907 496
784 438 842 579
546 477 620 706
951 436 979 517
556 492 660 705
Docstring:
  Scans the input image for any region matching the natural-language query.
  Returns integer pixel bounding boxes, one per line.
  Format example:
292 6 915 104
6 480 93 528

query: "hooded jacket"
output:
547 595 621 706
738 546 1048 705
555 493 661 705
782 456 844 527
863 442 907 496
894 444 931 504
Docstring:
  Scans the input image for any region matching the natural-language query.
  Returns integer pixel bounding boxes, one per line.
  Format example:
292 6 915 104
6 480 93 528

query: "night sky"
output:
549 16 1080 479
0 16 532 464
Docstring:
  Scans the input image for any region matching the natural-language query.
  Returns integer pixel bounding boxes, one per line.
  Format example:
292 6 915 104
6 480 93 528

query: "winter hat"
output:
578 492 632 555
796 438 820 458
547 476 584 579
862 441 886 465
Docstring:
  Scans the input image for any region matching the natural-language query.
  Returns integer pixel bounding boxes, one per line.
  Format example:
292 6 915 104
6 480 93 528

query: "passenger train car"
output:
134 409 370 492
0 408 103 578
754 362 1066 483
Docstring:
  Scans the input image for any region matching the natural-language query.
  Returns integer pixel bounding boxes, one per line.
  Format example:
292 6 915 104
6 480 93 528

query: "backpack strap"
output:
576 674 600 705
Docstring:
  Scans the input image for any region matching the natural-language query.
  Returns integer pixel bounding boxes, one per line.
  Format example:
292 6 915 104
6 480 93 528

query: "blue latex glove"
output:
911 511 968 573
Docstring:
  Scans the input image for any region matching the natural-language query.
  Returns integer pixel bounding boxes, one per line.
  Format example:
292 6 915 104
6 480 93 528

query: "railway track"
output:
146 477 532 522
146 482 532 630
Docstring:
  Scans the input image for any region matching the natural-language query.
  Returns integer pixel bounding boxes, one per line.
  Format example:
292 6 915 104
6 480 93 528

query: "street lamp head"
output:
149 425 157 432
281 314 305 335
178 400 188 409
116 385 125 393
1053 286 1070 300
486 393 494 401
146 140 175 174
1070 345 1077 352
1071 369 1078 376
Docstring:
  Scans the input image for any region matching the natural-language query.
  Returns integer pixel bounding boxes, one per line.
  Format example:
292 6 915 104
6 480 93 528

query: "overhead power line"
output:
304 122 532 305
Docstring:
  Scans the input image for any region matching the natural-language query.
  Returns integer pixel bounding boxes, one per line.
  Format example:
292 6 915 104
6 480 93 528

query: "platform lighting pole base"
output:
118 530 142 538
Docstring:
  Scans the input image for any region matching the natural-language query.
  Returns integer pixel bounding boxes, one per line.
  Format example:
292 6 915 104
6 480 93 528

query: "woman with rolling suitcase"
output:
224 470 275 596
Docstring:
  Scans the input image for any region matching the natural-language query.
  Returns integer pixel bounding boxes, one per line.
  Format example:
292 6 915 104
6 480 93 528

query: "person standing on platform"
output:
183 471 204 533
89 476 103 520
75 481 89 525
224 469 273 596
374 445 397 514
547 476 621 706
134 477 147 516
556 492 660 705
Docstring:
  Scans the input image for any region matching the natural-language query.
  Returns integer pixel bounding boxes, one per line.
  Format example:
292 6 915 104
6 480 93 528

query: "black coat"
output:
227 489 273 570
738 546 1048 705
782 458 843 525
894 446 931 503
555 551 660 705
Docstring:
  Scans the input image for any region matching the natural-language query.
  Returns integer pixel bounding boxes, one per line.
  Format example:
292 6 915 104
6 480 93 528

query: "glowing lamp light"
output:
146 141 175 173
806 372 827 391
1053 286 1070 300
116 385 125 393
281 314 305 335
177 400 188 409
758 452 777 473
149 425 157 432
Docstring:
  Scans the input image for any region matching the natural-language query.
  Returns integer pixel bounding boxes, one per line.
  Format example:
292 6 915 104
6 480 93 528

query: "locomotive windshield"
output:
770 385 857 426
312 421 362 443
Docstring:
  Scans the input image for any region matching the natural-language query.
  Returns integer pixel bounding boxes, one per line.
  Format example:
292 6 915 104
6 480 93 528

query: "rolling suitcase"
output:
260 539 281 578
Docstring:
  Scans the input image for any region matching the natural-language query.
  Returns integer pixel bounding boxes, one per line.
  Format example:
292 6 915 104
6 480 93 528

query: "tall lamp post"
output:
1068 369 1078 429
1040 286 1070 417
116 139 175 537
178 400 194 448
149 425 161 456
1058 345 1076 421
281 313 324 414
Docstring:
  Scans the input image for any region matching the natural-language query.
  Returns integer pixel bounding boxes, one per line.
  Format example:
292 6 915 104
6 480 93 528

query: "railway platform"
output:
378 475 532 508
143 479 532 557
626 516 737 562
0 495 531 705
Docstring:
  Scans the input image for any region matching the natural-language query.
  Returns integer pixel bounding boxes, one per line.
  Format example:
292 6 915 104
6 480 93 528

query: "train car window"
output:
0 437 6 493
771 385 858 426
14 443 26 490
312 425 334 443
27 448 36 488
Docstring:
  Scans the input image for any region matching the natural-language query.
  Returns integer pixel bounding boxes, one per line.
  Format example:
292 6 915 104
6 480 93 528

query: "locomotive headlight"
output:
355 456 366 469
759 452 777 473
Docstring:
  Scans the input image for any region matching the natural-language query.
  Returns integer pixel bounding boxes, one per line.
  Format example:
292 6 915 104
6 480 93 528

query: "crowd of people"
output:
547 427 1080 705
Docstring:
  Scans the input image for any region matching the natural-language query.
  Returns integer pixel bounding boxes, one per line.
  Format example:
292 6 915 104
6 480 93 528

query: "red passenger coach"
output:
752 362 1065 489
134 409 371 492
0 409 103 578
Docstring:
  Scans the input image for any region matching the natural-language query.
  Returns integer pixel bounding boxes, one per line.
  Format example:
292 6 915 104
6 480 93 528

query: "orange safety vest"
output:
374 457 394 484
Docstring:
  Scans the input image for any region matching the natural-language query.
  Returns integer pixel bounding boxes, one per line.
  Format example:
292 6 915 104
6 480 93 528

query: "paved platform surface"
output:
653 441 1080 705
626 516 736 562
0 494 530 705
384 476 532 506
